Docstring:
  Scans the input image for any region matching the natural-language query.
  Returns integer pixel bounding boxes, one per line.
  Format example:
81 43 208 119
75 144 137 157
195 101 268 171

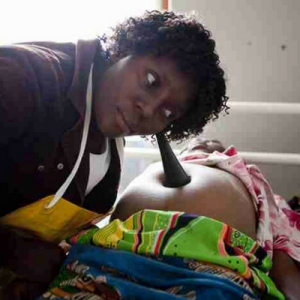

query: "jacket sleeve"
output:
0 43 74 146
0 46 36 146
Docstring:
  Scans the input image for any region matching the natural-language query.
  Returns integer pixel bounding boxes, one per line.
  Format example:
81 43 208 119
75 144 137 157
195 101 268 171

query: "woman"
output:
37 138 291 299
40 138 300 299
0 11 228 299
109 138 300 299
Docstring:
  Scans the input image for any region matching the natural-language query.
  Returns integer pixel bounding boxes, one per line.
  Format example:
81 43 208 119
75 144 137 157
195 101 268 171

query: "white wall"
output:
171 0 300 198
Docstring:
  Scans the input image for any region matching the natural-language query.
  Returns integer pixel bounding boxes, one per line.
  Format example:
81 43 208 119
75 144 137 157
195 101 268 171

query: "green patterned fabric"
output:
67 210 284 299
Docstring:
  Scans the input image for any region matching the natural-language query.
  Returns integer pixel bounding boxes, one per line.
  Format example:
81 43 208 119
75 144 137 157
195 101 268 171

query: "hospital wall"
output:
169 0 300 199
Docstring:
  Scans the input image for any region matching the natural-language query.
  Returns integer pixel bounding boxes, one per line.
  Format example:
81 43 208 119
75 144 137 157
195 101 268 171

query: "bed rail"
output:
124 148 300 166
124 101 300 166
229 102 300 115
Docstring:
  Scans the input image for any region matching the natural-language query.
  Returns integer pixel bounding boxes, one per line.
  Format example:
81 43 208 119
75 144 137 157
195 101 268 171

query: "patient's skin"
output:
112 162 257 239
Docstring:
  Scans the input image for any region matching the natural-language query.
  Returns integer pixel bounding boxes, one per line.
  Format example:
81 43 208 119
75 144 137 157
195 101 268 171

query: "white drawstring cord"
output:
45 64 94 209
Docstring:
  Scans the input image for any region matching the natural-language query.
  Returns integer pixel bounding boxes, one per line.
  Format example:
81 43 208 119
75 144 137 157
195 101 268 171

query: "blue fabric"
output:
38 243 257 299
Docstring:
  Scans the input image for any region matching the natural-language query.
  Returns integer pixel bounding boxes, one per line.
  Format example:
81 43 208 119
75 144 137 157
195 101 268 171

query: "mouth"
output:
116 108 134 135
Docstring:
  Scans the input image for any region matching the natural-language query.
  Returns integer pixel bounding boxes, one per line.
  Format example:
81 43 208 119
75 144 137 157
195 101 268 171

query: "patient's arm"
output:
112 162 257 239
269 250 300 300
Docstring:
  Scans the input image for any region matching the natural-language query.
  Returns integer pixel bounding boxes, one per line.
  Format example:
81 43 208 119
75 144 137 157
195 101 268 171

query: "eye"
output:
163 108 173 119
147 73 155 85
145 71 159 88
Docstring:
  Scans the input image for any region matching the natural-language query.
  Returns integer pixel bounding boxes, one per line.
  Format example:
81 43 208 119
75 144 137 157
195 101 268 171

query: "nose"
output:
136 98 156 119
136 89 170 119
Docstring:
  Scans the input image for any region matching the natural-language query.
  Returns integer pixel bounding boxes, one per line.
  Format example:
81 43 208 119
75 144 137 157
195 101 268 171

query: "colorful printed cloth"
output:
180 146 300 262
39 245 258 300
40 210 283 299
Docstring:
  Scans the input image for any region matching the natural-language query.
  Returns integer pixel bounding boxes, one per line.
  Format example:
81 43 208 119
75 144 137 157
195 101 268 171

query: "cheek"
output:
94 85 117 129
118 65 137 90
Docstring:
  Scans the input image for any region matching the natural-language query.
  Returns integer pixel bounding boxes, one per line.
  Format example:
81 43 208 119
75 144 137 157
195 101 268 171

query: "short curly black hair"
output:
106 10 229 142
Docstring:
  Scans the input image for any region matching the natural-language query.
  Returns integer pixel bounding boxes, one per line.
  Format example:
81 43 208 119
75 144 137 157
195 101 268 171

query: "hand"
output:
270 250 300 300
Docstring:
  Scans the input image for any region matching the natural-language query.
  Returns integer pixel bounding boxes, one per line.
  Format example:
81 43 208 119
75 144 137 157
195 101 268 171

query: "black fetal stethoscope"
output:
156 132 191 188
